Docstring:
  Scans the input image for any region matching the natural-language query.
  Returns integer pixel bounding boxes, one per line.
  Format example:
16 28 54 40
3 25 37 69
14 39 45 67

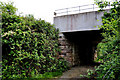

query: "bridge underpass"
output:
54 4 109 66
63 30 102 66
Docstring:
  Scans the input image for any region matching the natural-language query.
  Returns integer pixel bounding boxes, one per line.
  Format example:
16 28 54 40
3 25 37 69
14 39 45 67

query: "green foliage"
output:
95 0 110 10
91 0 120 80
1 2 69 79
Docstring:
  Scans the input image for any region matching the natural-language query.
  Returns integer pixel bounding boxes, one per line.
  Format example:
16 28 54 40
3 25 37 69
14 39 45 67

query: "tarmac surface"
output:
58 66 95 80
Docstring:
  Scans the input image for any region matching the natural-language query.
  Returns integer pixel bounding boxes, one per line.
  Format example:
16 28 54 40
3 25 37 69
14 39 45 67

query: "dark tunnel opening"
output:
63 30 102 66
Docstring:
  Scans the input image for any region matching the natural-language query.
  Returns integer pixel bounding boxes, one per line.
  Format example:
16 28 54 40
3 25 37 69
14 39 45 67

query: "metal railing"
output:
54 3 111 16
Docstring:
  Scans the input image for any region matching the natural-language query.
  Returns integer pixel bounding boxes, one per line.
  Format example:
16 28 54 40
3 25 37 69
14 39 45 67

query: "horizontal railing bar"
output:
55 4 95 11
55 8 68 11
56 7 99 14
56 11 68 14
56 8 99 15
67 4 94 9
80 8 94 11
54 2 113 16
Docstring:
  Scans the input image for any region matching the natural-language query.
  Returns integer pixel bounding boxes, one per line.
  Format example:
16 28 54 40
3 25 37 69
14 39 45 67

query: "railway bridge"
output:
54 4 110 66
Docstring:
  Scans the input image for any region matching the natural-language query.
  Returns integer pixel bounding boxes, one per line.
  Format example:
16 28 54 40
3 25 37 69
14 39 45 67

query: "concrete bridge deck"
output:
54 9 109 32
54 3 110 32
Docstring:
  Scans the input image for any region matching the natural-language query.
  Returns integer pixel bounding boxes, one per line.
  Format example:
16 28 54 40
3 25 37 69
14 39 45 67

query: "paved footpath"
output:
58 66 95 80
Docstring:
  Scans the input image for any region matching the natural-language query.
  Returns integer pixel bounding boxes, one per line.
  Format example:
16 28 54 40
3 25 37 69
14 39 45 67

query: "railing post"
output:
79 6 80 13
108 4 110 9
54 12 56 16
67 8 68 15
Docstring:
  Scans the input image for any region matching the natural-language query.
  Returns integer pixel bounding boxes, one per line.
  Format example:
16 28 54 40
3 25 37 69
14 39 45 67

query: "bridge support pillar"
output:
58 33 74 66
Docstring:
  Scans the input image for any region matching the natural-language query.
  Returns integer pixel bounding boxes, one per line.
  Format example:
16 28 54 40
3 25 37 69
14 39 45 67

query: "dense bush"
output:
1 2 69 79
90 1 120 79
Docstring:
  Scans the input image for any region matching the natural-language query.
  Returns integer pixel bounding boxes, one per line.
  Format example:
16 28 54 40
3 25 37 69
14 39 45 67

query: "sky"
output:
0 0 113 24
